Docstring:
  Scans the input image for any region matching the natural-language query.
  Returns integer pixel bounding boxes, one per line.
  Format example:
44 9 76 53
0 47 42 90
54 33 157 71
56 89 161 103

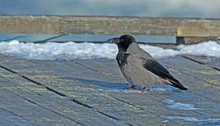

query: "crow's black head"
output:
107 34 136 51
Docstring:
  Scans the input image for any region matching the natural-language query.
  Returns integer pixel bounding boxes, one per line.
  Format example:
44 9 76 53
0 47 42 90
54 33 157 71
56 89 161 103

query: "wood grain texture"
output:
1 15 220 37
0 54 220 125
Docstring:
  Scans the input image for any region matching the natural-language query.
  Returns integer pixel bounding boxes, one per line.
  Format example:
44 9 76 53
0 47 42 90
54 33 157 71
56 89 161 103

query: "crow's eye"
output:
121 39 124 41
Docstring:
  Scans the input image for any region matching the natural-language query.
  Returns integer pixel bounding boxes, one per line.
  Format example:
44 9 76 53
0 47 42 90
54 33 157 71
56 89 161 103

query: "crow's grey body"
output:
117 42 163 87
108 35 187 90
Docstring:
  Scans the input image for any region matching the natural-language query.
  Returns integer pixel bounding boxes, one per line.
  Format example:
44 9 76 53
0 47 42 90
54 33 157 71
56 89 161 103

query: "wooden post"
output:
176 36 218 44
176 27 218 44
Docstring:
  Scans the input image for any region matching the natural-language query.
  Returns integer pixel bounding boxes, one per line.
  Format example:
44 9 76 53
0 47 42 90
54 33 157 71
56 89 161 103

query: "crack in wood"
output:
182 56 220 72
73 61 99 73
0 105 27 120
72 99 93 109
97 110 120 121
182 56 205 65
213 67 220 72
0 65 17 74
112 96 145 111
45 87 67 97
0 64 68 97
96 110 134 126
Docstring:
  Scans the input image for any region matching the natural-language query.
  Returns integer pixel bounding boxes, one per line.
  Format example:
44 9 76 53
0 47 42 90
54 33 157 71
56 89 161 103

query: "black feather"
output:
141 58 187 90
116 52 130 67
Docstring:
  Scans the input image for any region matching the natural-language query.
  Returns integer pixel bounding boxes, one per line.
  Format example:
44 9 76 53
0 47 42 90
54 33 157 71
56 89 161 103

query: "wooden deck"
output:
0 54 220 126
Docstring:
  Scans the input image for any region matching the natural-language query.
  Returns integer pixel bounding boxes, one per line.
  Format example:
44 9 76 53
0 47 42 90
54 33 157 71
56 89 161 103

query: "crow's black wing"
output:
141 57 174 80
140 57 187 90
135 48 175 80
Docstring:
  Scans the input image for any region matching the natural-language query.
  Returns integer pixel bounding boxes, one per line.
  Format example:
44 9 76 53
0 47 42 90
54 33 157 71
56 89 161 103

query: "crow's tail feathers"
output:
169 79 188 90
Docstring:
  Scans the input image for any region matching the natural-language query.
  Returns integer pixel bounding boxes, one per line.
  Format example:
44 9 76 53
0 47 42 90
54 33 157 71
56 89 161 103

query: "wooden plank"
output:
0 56 175 125
60 58 220 125
1 15 220 37
0 82 81 126
181 56 220 86
78 58 220 118
177 27 220 37
160 57 220 94
183 55 220 71
158 56 220 103
0 57 130 126
1 54 220 125
0 69 131 125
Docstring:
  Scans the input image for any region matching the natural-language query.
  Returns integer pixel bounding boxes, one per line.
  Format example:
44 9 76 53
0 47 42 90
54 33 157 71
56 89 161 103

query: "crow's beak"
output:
107 37 120 44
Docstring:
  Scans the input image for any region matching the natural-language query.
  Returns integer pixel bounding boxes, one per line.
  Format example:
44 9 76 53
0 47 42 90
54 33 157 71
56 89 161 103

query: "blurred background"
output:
1 0 220 43
1 0 220 17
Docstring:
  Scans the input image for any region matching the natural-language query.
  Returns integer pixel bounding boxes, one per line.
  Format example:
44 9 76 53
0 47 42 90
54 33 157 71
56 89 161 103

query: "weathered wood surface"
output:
1 15 220 37
0 54 220 126
176 36 218 44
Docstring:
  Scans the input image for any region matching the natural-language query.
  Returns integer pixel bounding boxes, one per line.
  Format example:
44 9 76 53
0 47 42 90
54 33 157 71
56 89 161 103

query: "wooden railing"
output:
0 15 219 44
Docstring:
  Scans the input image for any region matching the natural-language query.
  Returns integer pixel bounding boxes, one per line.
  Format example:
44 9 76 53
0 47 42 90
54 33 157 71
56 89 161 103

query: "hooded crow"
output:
107 34 187 91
